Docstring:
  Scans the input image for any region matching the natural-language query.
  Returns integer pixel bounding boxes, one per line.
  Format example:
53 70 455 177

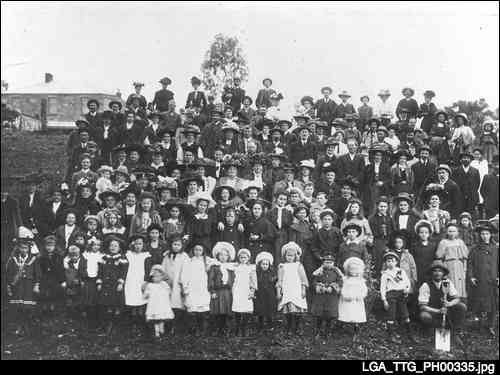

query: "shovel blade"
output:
435 328 451 351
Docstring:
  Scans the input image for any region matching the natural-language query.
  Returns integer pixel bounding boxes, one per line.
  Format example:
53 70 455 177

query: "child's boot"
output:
404 321 416 343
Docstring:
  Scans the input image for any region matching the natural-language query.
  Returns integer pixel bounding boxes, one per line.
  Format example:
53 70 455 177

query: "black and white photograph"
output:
1 1 499 363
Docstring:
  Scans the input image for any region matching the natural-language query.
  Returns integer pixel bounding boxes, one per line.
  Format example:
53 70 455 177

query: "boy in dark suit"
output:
315 86 337 124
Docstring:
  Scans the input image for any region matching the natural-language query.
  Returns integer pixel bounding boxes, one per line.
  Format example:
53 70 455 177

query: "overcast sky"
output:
2 1 498 115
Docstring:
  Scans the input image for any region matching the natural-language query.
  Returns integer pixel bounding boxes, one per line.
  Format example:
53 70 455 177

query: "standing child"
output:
277 242 309 336
145 223 167 266
254 251 278 333
125 234 151 333
337 223 370 268
232 248 257 337
412 220 438 287
129 192 162 237
181 244 212 336
83 215 102 244
467 222 498 336
38 235 65 315
6 238 41 336
144 265 174 339
436 222 469 299
81 238 103 329
458 212 475 249
217 207 245 250
479 120 498 163
97 235 129 335
369 196 394 280
310 254 343 339
338 257 368 342
62 244 87 325
208 242 236 336
380 252 413 344
162 234 190 334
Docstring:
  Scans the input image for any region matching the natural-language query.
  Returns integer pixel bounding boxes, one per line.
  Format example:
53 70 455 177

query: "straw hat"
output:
255 251 274 266
212 241 236 261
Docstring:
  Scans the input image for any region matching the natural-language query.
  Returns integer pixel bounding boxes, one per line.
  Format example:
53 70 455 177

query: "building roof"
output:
4 79 119 96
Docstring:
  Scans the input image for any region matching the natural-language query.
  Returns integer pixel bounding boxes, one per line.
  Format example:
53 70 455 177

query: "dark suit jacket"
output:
437 143 461 166
267 206 294 231
334 103 356 119
237 138 262 154
222 87 245 112
396 98 419 119
41 201 69 235
315 98 337 124
480 173 499 217
153 89 175 112
119 121 147 146
19 192 45 229
452 166 481 211
84 112 102 139
55 225 82 252
392 211 421 246
411 159 436 195
336 153 365 182
125 94 147 110
442 178 464 219
287 140 318 164
255 88 276 108
186 91 207 110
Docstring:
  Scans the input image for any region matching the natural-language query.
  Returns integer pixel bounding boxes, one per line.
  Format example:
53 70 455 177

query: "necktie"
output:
277 208 282 229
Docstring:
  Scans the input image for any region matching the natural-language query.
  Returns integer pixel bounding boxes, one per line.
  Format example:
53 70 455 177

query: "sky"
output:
2 1 499 116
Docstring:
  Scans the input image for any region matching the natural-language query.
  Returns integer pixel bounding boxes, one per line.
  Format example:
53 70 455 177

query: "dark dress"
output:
369 213 394 278
186 214 216 252
38 253 65 304
97 254 129 307
254 268 278 318
244 216 278 262
6 254 40 309
311 266 343 318
467 241 498 314
208 265 235 315
411 240 438 287
217 224 245 251
64 257 87 307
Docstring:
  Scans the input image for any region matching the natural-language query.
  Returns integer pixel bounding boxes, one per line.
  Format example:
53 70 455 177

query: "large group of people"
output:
1 75 498 346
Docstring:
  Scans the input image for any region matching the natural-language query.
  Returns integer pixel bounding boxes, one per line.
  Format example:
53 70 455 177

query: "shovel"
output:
435 311 450 352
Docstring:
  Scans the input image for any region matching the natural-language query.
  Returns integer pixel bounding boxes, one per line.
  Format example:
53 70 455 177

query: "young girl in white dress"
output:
181 243 213 336
124 234 151 331
143 265 174 339
277 242 309 336
232 248 257 337
338 257 368 341
162 235 190 334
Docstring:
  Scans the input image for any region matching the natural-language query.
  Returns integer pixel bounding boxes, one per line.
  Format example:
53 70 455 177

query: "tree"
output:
201 34 249 100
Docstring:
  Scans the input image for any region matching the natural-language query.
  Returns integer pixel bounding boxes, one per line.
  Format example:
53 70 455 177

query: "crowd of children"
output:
2 78 498 346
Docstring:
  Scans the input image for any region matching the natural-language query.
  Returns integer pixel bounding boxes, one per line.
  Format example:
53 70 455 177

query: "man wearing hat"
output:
199 109 226 158
362 146 391 215
237 123 262 155
480 154 499 219
18 174 45 238
272 163 305 196
315 86 337 124
109 99 125 126
142 111 166 146
396 88 419 120
288 125 318 164
84 99 102 137
411 145 436 202
152 77 174 112
186 76 207 111
118 111 148 146
222 77 245 113
432 164 463 219
417 260 467 339
419 90 437 134
336 138 365 183
126 82 147 111
255 78 276 109
452 151 480 217
334 90 356 119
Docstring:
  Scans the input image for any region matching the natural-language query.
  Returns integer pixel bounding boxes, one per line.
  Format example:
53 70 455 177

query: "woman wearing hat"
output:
73 183 100 226
421 184 451 239
418 91 438 134
451 113 475 154
428 110 450 155
177 125 204 162
255 78 276 109
186 76 207 111
434 164 464 219
333 90 356 119
374 89 394 122
467 222 498 335
126 82 147 111
152 77 174 113
396 87 419 120
361 146 391 215
243 199 277 262
390 149 414 196
299 96 316 118
129 192 162 238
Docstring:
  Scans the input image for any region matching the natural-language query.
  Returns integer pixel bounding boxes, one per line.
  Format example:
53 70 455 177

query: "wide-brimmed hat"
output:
459 151 473 160
422 183 447 202
190 76 202 85
342 223 362 237
454 113 468 125
428 260 449 275
360 95 370 102
415 219 434 235
193 191 216 207
237 248 251 260
99 190 121 202
293 114 311 123
383 251 400 262
133 82 145 88
87 99 100 109
298 159 315 170
108 100 123 110
164 198 191 216
138 191 157 203
212 241 236 261
393 192 413 205
75 119 90 128
393 148 411 161
321 254 336 262
159 77 172 85
378 89 391 97
282 162 296 172
376 125 389 136
319 209 336 220
343 257 365 274
418 144 432 154
367 118 381 127
149 264 166 277
321 86 333 94
262 78 273 85
212 185 236 201
436 164 451 175
281 241 302 259
255 251 274 265
435 110 448 121
338 90 351 98
129 233 147 244
97 165 114 174
423 90 436 98
221 121 240 133
181 125 201 135
248 198 271 210
401 87 415 96
325 137 339 146
83 215 99 224
369 145 390 158
180 172 203 189
125 144 146 155
475 220 497 234
242 96 253 105
300 96 314 106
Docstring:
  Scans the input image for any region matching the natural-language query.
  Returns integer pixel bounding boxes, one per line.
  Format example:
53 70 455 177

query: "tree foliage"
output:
201 34 249 99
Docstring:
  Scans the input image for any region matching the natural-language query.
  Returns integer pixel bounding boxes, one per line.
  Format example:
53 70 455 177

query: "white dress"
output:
278 263 308 311
181 256 211 313
144 281 174 321
232 264 256 313
124 251 150 306
338 276 368 323
162 252 190 310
